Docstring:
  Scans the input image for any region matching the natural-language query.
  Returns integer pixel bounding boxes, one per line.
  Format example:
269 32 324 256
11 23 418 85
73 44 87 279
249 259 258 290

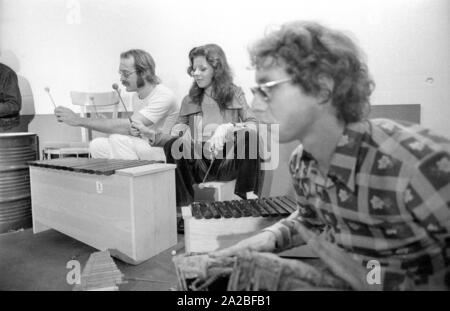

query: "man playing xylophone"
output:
55 49 179 161
210 21 450 290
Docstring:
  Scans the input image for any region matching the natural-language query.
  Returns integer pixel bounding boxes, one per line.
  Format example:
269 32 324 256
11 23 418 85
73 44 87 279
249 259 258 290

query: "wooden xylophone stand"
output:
29 159 177 265
182 197 294 253
182 197 318 258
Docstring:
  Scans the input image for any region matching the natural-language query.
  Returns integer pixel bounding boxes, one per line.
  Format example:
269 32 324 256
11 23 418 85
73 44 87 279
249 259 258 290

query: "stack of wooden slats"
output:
74 250 124 291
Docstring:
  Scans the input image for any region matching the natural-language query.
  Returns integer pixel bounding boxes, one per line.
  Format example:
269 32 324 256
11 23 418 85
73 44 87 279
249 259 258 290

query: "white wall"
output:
1 0 449 135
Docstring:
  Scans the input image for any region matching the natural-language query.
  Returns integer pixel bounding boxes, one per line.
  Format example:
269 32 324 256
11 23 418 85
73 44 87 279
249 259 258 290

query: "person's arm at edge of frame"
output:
211 146 327 257
0 69 21 117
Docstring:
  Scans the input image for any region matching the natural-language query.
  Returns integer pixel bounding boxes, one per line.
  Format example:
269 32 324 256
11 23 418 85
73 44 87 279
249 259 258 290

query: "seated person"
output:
209 21 450 290
133 44 264 209
0 62 22 132
54 49 179 161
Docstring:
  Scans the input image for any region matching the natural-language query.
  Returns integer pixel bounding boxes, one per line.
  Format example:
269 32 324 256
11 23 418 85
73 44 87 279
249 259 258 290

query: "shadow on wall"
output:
369 104 421 124
0 50 36 132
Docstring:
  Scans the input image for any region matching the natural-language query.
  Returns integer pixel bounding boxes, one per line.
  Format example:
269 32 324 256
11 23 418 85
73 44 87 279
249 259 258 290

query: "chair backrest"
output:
70 91 120 143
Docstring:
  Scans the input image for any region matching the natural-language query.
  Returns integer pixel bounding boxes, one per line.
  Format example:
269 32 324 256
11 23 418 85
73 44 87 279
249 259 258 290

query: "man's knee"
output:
108 134 141 160
108 133 129 145
89 137 111 158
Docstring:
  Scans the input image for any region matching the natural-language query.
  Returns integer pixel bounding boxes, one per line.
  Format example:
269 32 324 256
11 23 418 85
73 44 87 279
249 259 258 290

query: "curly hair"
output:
249 21 375 123
120 49 161 85
187 44 235 110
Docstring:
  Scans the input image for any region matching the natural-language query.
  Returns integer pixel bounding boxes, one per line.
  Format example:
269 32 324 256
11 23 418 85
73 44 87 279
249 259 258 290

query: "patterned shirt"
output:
265 119 450 290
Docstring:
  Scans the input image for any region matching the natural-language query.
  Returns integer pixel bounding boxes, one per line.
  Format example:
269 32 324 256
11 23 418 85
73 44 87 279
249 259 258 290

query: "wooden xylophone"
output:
189 196 297 220
28 158 164 176
182 196 298 253
29 158 178 265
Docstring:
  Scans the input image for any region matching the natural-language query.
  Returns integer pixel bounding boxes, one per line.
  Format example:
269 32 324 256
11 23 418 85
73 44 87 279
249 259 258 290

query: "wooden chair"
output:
42 91 120 159
70 91 120 143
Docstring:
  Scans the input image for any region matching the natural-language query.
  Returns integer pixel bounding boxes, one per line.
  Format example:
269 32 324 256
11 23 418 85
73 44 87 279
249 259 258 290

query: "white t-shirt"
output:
132 84 179 134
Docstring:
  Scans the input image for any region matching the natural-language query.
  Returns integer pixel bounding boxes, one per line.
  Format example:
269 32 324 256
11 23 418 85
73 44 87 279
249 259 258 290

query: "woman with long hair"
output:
133 44 264 225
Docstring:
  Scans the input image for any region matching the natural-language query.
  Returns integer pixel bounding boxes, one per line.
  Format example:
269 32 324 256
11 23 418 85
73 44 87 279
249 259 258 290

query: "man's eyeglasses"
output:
250 78 292 102
118 70 137 79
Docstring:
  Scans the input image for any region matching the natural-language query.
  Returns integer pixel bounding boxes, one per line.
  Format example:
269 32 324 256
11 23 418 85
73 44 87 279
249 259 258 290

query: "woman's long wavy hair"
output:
250 21 375 123
187 44 235 109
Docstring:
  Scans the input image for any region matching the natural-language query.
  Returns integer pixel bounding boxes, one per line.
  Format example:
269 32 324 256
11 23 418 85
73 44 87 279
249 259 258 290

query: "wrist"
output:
148 130 162 145
231 122 247 129
226 122 235 132
74 116 83 127
262 229 279 250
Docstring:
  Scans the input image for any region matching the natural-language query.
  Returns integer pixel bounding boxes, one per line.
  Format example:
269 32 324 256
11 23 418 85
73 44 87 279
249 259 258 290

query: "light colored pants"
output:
89 134 166 161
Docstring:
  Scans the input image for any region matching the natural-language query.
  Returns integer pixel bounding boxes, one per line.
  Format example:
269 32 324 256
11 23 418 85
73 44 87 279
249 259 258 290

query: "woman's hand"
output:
210 231 277 258
207 123 234 155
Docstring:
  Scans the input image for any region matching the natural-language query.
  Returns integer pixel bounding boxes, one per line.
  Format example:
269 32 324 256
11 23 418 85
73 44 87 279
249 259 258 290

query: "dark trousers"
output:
163 128 264 208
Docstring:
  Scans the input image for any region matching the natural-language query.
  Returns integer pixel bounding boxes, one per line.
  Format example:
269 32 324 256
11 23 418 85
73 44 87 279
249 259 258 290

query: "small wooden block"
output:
194 180 240 202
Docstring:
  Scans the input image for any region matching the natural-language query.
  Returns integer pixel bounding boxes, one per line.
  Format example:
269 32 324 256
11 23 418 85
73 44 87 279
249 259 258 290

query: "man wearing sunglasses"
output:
212 21 450 290
54 49 179 160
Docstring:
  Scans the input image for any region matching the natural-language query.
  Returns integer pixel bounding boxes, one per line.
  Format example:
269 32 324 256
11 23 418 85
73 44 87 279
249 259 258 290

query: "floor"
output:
0 228 184 291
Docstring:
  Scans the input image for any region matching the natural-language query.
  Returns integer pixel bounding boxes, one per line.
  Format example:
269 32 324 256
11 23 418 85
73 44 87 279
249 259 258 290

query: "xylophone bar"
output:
28 158 164 175
212 201 232 218
29 157 95 170
190 196 297 220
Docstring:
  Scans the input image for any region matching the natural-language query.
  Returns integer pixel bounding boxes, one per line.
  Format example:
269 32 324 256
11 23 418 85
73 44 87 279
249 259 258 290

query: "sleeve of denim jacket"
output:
151 96 192 147
232 86 257 125
170 96 192 136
